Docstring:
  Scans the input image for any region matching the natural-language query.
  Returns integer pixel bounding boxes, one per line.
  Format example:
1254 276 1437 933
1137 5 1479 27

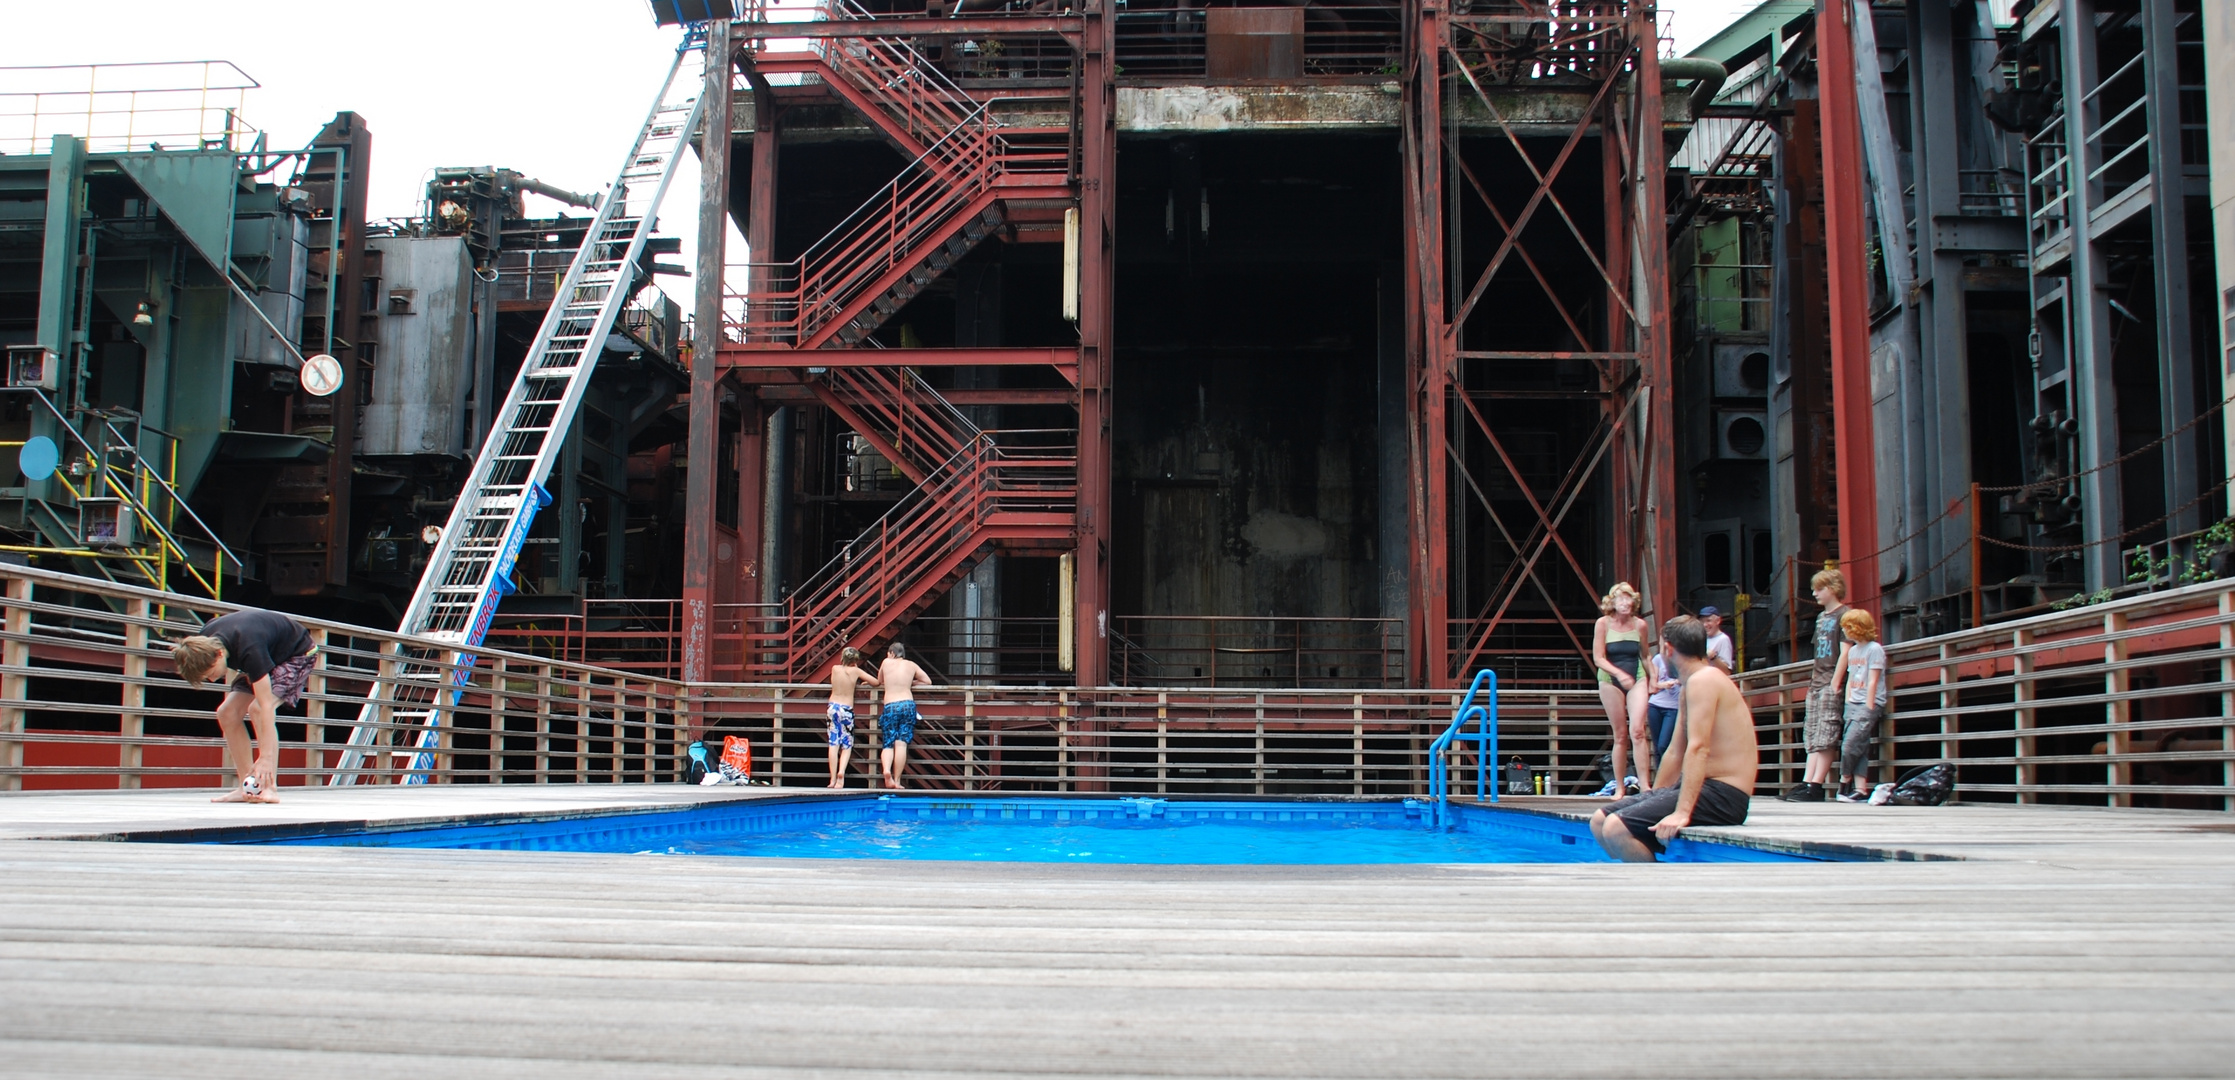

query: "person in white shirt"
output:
1835 608 1889 803
1698 605 1735 672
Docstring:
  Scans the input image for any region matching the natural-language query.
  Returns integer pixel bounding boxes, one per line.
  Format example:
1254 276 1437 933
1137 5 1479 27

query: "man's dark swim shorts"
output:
1601 777 1750 855
879 700 919 747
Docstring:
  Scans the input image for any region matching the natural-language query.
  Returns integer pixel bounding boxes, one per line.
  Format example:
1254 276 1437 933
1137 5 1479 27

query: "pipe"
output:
504 170 601 211
1661 56 1727 121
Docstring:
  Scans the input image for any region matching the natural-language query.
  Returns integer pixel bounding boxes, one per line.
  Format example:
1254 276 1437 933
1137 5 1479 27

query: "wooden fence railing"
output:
1 564 2228 810
0 566 690 790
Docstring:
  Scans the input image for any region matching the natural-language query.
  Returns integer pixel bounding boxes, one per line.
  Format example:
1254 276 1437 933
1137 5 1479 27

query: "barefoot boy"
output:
169 608 317 803
875 641 931 790
826 647 882 788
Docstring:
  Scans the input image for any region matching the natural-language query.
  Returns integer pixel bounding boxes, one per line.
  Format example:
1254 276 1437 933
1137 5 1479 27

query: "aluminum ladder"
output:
332 31 710 783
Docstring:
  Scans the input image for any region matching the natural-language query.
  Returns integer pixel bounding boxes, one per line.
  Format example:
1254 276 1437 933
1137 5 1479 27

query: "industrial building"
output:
3 0 2230 710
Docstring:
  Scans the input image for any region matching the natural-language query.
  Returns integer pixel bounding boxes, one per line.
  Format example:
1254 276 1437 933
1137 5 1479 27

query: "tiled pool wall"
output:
236 796 1820 862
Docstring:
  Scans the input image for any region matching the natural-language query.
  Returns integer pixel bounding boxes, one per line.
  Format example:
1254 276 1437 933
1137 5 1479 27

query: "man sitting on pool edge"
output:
1590 615 1758 862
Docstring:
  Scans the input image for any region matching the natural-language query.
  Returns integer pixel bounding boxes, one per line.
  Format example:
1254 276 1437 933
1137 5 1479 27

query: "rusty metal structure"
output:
683 0 1695 689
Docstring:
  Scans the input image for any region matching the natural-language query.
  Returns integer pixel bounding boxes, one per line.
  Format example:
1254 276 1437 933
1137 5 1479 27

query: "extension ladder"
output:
332 31 710 783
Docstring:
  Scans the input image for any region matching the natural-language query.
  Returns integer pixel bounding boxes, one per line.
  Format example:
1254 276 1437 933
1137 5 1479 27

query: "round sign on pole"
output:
17 435 58 482
301 353 345 397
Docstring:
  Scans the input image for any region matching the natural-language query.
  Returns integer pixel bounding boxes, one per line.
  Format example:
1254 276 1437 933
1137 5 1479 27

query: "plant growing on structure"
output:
2051 588 2115 611
2123 517 2235 589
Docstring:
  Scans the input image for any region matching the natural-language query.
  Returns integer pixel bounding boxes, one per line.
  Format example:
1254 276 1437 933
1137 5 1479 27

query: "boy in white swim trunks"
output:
825 647 881 788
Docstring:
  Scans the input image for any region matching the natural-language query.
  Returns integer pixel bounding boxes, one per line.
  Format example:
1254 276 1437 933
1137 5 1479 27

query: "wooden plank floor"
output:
1 786 2231 1078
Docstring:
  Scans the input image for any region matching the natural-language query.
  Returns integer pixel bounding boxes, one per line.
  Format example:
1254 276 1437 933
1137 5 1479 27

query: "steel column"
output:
2058 0 2123 589
1405 0 1451 685
1073 3 1116 687
683 24 734 683
1816 0 1883 612
2142 0 2199 541
1633 9 1679 623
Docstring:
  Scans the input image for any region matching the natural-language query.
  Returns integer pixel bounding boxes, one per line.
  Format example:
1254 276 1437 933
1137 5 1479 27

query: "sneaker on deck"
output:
1778 782 1823 802
1835 789 1872 803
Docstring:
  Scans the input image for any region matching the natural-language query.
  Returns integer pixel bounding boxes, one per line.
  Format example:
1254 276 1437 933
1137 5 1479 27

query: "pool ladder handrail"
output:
1427 668 1498 829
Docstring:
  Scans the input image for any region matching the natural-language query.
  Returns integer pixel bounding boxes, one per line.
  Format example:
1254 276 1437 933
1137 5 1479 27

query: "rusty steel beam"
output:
1074 6 1116 690
733 16 1082 40
720 346 1077 379
748 383 1074 407
1405 0 1452 685
683 25 736 686
1815 0 1881 612
1633 7 1679 624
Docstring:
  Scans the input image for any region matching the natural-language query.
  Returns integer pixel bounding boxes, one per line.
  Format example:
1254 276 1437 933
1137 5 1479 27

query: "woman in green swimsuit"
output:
1591 582 1654 796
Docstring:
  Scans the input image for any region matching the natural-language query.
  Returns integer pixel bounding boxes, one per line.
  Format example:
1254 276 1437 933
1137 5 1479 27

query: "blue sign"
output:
17 436 58 482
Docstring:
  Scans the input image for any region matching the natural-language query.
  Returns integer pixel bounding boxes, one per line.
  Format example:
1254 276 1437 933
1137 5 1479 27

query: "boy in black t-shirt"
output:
170 609 317 803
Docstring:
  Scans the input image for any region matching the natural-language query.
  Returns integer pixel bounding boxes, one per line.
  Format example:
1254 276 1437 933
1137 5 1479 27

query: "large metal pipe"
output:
760 404 793 605
1660 57 1727 120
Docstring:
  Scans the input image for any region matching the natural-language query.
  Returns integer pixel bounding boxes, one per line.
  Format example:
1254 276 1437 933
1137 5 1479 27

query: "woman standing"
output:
1590 583 1653 796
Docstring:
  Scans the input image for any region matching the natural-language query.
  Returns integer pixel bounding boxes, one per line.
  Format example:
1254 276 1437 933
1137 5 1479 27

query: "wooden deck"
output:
1 787 2231 1077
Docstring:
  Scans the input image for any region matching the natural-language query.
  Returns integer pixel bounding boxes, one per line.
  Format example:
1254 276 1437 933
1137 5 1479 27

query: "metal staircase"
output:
332 32 710 783
779 432 1076 681
715 3 1083 681
740 3 1072 350
808 366 982 483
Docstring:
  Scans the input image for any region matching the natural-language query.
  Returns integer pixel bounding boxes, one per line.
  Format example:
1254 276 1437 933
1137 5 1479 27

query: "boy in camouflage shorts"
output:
1782 567 1851 802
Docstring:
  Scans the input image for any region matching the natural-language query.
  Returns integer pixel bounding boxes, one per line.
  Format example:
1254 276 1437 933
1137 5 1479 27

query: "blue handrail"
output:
1427 668 1497 828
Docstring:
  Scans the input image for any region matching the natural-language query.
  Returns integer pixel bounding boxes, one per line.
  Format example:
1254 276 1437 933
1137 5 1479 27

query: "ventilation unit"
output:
1715 409 1768 460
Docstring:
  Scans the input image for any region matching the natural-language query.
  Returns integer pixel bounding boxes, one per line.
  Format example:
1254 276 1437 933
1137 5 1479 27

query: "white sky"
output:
14 0 1759 295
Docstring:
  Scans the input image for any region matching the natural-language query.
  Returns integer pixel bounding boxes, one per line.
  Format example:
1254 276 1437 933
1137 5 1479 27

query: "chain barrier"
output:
1976 391 2235 495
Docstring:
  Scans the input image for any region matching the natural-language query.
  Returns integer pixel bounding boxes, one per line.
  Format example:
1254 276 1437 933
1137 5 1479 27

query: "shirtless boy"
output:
825 647 882 788
168 607 319 804
875 641 932 790
1591 615 1759 862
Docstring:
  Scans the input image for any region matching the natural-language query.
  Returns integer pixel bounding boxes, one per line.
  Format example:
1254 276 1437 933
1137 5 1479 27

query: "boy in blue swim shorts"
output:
874 640 932 789
825 647 881 788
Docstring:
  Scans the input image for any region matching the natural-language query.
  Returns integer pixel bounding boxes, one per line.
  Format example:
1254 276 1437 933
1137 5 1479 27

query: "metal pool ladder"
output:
1427 668 1498 829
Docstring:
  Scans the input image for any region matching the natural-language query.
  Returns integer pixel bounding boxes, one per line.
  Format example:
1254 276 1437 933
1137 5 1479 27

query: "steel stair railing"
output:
783 433 1075 680
331 30 711 784
812 366 983 481
1427 668 1499 828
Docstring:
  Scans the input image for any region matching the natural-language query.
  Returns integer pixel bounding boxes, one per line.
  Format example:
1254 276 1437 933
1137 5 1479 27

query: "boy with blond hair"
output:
1782 566 1851 802
1835 608 1889 803
169 608 317 803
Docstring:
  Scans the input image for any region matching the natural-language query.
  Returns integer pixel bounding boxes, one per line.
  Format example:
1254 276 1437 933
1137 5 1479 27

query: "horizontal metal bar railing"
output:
0 565 691 791
4 565 2231 810
1736 577 2235 811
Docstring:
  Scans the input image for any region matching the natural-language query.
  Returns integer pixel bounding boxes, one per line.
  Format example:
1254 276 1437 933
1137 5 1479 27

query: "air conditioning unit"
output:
6 345 58 391
1709 340 1771 399
1715 409 1769 460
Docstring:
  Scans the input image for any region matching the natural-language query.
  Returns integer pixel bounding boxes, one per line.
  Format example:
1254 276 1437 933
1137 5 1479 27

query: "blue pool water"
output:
249 797 1812 864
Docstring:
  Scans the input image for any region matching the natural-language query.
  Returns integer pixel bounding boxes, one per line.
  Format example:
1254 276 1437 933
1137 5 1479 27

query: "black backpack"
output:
1886 762 1955 806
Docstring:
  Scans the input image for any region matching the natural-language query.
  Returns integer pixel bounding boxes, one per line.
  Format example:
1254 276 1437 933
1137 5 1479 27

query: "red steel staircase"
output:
778 432 1075 681
732 3 1079 678
742 3 1073 350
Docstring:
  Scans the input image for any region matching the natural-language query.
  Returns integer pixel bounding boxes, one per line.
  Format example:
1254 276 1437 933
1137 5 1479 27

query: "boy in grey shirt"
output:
1836 608 1888 803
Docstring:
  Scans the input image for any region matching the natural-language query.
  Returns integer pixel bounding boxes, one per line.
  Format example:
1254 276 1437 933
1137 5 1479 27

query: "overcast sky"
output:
13 0 1761 288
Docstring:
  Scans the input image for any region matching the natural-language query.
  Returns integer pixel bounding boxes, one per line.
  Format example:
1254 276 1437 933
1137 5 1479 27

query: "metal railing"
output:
1110 616 1404 688
0 565 688 790
1428 668 1498 826
4 564 2230 810
1736 577 2235 811
0 61 261 156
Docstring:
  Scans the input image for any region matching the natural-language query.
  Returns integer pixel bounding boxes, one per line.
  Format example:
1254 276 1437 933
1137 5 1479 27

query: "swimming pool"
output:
246 796 1814 864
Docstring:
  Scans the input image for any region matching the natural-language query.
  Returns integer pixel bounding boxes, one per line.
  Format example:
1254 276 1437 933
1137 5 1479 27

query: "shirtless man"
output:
1591 615 1759 863
825 647 882 788
875 641 932 790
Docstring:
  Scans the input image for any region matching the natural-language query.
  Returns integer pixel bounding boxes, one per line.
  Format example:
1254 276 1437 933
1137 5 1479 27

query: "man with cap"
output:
1699 606 1735 673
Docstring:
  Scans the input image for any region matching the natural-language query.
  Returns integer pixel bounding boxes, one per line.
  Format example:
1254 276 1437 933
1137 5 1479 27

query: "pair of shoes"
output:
1835 789 1872 804
1589 780 1620 797
1778 782 1824 802
1622 776 1642 796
